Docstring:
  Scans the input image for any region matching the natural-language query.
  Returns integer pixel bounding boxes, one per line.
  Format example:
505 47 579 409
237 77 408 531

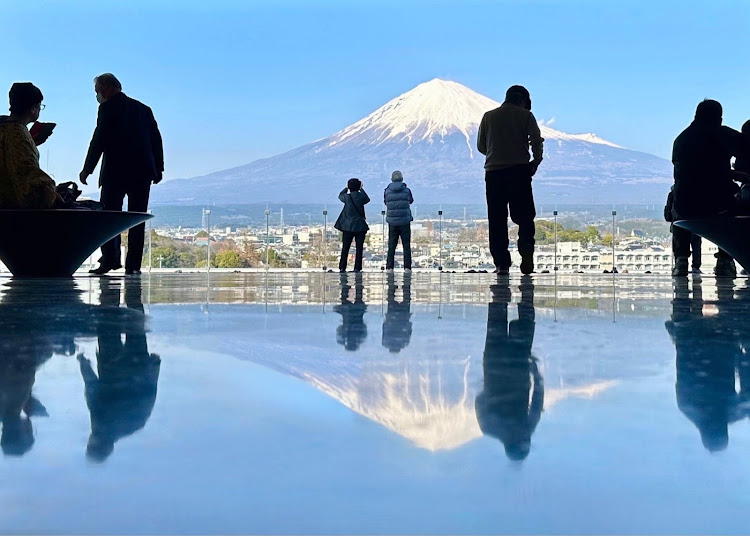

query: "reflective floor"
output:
1 272 750 534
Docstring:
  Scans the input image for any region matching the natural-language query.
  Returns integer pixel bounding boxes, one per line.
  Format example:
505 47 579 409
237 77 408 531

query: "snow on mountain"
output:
152 78 672 205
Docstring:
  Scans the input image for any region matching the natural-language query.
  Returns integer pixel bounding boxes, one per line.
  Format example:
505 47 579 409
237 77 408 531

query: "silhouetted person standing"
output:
475 276 543 460
671 100 749 277
79 278 160 462
334 272 368 351
335 178 370 272
477 86 543 275
381 272 412 353
80 73 164 276
384 170 414 271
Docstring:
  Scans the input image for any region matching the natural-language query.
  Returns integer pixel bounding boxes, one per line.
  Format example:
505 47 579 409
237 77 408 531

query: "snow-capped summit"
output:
328 79 498 153
329 78 621 153
152 78 672 205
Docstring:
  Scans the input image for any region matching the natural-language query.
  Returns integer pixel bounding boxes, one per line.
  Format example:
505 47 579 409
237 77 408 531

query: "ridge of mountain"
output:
152 78 671 205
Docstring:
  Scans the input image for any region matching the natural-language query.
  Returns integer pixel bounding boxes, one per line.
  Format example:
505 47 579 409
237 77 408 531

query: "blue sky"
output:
3 0 749 183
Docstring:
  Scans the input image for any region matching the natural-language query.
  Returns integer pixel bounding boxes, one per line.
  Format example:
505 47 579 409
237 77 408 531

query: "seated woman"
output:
0 83 57 209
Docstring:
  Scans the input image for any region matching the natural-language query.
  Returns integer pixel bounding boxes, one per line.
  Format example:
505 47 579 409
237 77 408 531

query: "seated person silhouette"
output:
381 272 412 353
78 277 160 462
475 276 543 461
0 280 88 456
0 82 58 209
665 277 750 451
334 272 368 351
0 351 48 457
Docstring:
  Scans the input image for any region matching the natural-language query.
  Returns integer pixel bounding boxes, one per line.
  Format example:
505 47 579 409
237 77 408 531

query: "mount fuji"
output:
152 79 672 205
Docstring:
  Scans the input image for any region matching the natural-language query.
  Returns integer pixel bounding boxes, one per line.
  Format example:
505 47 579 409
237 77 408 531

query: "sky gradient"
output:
3 0 749 184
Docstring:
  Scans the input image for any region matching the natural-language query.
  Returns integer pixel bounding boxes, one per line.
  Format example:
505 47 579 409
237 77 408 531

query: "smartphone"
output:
29 121 56 139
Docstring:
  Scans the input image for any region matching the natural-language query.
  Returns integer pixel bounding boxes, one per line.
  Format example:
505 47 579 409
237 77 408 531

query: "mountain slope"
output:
152 79 672 205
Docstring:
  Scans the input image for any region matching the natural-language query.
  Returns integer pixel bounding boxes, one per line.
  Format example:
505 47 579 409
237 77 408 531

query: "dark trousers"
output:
100 180 151 271
386 224 412 269
672 226 724 265
485 166 536 268
339 231 366 271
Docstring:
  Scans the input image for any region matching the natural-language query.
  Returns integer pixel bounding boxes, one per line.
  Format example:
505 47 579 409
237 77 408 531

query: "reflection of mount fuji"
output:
241 346 615 451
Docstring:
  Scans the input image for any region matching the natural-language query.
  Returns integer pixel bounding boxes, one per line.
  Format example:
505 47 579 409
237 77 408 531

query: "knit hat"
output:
391 170 403 182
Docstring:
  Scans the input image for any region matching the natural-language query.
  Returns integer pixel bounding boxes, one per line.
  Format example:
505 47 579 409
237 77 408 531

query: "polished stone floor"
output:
1 272 750 534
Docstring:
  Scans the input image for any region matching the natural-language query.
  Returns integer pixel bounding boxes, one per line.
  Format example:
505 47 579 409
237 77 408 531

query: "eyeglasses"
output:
38 104 46 110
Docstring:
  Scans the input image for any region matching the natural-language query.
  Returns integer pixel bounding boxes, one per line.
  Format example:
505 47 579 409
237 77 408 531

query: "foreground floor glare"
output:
0 272 749 534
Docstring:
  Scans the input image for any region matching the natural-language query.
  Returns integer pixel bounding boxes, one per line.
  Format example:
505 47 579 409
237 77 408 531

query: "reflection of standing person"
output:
384 171 414 271
665 278 749 451
475 275 543 460
477 86 543 275
79 278 160 462
382 272 412 353
335 178 370 272
333 273 368 351
80 73 164 276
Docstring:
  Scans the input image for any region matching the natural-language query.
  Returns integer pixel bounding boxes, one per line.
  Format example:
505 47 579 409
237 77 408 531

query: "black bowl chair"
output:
0 210 153 277
674 217 750 272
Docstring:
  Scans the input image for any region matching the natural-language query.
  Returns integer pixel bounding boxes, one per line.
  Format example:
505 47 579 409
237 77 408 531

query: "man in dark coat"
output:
80 73 163 275
335 178 370 272
671 100 749 277
477 85 543 275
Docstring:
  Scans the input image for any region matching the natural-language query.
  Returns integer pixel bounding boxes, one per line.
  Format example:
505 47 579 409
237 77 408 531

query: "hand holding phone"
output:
29 121 56 146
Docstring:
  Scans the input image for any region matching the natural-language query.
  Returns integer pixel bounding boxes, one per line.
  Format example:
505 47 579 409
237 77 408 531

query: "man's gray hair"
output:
94 73 122 91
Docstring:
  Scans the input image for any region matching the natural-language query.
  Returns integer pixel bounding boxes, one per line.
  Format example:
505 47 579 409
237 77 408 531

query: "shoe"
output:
520 255 534 275
385 268 394 273
89 263 122 275
404 268 412 272
691 267 702 274
339 269 346 273
125 269 142 276
672 257 688 277
494 267 509 275
714 257 737 278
